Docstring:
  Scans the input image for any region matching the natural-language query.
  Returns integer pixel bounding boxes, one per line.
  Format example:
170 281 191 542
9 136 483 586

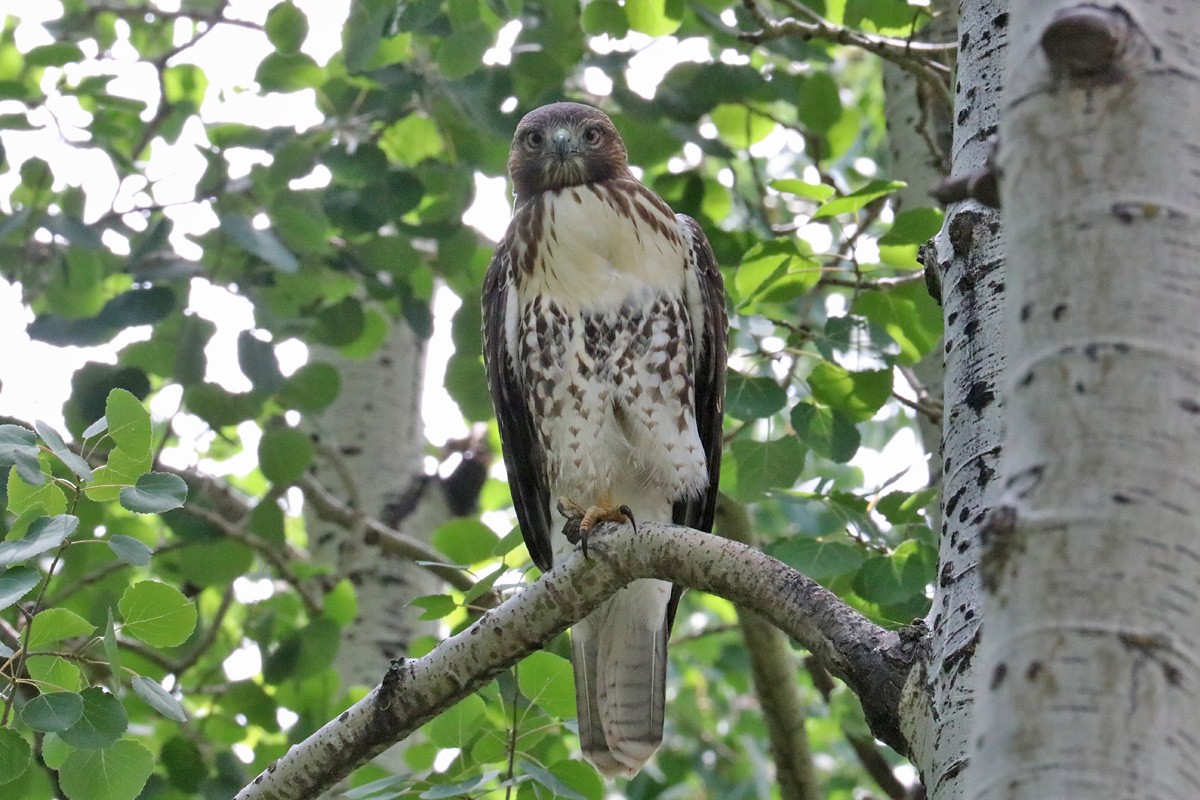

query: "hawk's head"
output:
508 102 633 197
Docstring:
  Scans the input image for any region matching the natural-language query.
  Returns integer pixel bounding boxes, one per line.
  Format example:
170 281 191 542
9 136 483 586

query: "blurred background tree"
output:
0 0 956 797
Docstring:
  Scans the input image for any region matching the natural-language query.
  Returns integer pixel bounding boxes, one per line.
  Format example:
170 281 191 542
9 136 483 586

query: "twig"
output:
297 475 497 604
740 0 953 107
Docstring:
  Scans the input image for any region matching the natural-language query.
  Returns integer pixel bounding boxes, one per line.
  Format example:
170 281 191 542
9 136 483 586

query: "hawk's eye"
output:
525 130 545 148
583 127 602 145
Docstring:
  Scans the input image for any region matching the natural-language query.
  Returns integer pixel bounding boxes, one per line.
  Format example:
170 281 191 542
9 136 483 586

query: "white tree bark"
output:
901 2 1009 798
307 325 445 690
965 3 1200 797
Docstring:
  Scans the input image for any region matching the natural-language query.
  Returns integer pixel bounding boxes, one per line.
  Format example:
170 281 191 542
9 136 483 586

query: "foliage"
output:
0 0 946 796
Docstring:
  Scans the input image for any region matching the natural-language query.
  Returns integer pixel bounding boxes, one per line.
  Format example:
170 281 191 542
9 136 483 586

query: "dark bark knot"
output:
1041 4 1135 84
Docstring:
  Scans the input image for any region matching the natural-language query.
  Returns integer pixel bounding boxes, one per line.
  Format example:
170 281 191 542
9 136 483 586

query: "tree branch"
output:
719 498 819 800
739 0 954 106
234 522 921 800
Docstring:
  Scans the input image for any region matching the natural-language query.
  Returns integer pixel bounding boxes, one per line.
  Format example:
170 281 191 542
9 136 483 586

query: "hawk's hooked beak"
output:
552 128 574 160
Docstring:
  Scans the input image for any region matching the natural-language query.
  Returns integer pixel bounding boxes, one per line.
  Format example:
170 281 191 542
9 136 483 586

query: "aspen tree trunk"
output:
900 1 1008 797
307 324 445 688
965 3 1200 797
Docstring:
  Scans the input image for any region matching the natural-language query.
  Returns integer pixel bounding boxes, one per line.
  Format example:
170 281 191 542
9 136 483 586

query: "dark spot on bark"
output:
994 11 1008 27
990 281 1005 294
380 356 393 367
1052 303 1067 320
977 459 995 488
949 210 984 255
959 505 971 523
1113 493 1132 504
964 380 995 413
1026 661 1043 680
964 608 975 620
1179 398 1200 414
1020 370 1035 387
940 561 954 587
341 445 362 456
946 485 968 517
1075 381 1087 393
991 662 1008 689
964 319 980 337
960 31 970 49
947 311 959 325
958 539 970 554
1020 303 1033 321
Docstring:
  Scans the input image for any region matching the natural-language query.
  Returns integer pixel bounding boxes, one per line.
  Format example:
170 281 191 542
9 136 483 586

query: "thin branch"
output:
297 475 497 604
718 498 820 800
817 271 927 290
740 0 953 107
233 521 922 800
846 732 910 800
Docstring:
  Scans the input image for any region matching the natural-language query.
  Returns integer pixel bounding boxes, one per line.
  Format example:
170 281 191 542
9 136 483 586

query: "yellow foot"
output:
556 498 637 557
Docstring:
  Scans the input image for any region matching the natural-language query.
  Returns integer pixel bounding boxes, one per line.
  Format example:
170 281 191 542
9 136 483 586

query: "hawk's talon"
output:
557 498 635 558
618 505 637 535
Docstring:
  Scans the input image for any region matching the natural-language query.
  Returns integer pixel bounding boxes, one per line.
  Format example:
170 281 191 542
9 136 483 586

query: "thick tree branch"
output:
234 522 920 800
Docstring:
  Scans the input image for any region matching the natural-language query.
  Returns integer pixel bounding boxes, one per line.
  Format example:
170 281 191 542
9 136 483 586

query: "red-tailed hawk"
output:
483 102 726 777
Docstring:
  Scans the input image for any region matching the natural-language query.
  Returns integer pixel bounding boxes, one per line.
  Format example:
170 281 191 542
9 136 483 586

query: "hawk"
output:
483 102 727 777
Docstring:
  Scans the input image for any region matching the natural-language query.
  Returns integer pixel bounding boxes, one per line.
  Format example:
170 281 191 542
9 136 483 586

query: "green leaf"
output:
26 655 83 692
25 42 84 66
27 608 95 648
807 363 893 422
58 739 154 800
160 736 207 792
728 437 807 501
256 51 325 92
725 372 787 420
0 515 79 567
853 540 936 610
100 388 151 453
0 566 40 611
853 282 944 364
411 594 458 621
625 0 682 35
119 472 188 514
118 580 197 648
82 416 108 439
107 534 152 566
312 297 365 346
519 759 589 800
343 0 394 73
790 403 861 463
878 207 944 246
769 537 865 580
431 518 498 565
734 239 820 307
60 688 128 749
130 676 187 722
263 618 340 682
22 692 84 732
257 426 314 485
518 651 576 719
264 2 308 52
237 331 285 394
0 423 37 465
0 727 32 785
219 214 299 272
433 20 493 80
89 389 153 501
771 178 836 202
33 421 92 480
278 362 341 412
813 179 906 220
7 456 66 514
711 103 775 148
424 693 486 748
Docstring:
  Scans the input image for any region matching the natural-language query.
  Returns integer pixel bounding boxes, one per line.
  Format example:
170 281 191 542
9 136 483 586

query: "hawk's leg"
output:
557 498 638 557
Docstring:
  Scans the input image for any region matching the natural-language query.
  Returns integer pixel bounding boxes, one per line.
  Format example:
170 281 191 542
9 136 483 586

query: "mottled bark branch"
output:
234 522 920 800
